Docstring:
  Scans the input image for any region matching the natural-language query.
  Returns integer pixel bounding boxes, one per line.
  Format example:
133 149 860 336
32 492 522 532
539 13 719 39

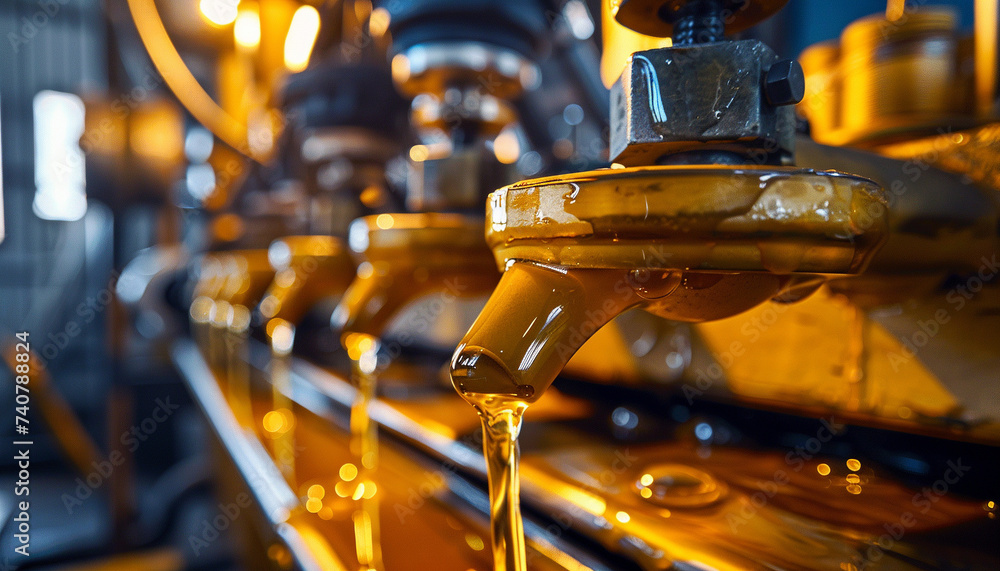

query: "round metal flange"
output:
611 0 789 39
348 213 494 267
486 165 888 275
391 43 539 99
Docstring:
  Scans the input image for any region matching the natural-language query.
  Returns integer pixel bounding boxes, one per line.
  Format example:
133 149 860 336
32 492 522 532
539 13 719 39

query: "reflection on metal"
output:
269 318 297 485
155 2 1000 569
126 0 254 159
633 55 667 124
347 333 383 571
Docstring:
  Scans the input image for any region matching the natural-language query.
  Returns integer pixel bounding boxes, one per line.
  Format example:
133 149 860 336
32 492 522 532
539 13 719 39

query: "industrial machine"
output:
2 1 998 570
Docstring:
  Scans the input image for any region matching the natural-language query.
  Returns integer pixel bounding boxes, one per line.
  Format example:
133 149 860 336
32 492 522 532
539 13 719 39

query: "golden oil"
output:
333 213 500 569
452 165 890 571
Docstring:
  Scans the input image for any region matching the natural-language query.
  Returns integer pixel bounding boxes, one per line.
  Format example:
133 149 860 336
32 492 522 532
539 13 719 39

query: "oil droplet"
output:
633 464 726 508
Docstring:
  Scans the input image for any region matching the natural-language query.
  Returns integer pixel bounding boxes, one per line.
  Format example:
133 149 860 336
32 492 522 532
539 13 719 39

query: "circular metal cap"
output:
487 165 887 274
348 213 493 266
485 165 887 321
611 0 789 39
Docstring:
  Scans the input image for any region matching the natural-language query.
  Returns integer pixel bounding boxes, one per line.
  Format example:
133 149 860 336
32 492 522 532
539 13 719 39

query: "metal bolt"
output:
764 59 805 106
672 0 725 45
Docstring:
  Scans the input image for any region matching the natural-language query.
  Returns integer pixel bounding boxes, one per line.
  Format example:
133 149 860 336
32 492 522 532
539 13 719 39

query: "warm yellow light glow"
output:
270 319 295 355
263 410 285 433
639 473 654 487
885 0 906 21
352 482 366 501
305 497 323 513
493 127 521 164
464 533 485 551
369 7 390 37
356 261 374 280
600 0 671 88
359 185 385 208
639 487 652 499
375 213 394 230
340 463 359 482
284 5 320 72
817 463 831 476
127 0 253 158
307 484 326 499
130 104 184 162
354 0 372 22
234 3 260 49
846 459 862 471
615 511 631 523
200 0 240 27
409 144 429 162
976 0 999 116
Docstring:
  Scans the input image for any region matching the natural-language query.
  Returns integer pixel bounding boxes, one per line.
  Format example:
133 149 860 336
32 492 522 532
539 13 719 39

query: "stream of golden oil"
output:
465 393 528 571
226 304 253 427
347 332 383 571
269 319 297 483
845 302 871 413
452 263 663 571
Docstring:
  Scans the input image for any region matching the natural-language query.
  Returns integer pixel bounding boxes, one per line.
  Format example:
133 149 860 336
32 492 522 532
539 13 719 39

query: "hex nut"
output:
764 59 805 106
609 40 796 166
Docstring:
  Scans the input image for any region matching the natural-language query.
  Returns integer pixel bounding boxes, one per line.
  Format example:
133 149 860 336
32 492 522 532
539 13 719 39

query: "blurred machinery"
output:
4 0 1000 570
